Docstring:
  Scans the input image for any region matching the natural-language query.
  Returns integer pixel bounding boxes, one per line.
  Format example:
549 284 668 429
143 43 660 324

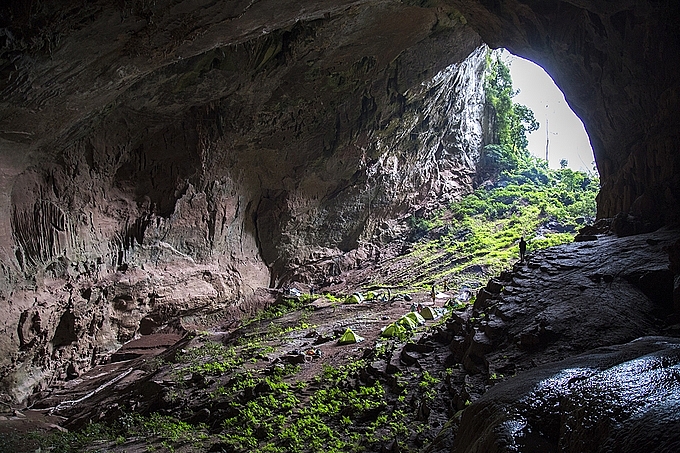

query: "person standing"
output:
519 236 527 263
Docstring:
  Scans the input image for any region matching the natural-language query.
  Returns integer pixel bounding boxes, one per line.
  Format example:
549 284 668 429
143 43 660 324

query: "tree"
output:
484 54 515 151
483 52 539 164
509 103 539 152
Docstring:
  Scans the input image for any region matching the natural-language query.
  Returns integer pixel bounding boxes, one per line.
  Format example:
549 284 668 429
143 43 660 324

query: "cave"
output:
1 1 679 451
505 51 596 172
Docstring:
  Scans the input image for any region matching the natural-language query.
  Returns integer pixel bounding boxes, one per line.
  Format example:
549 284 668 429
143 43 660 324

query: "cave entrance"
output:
503 50 597 175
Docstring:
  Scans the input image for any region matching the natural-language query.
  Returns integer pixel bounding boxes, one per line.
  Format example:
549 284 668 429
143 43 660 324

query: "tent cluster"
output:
381 311 428 338
335 286 450 343
343 290 408 304
336 305 450 344
409 304 446 321
379 305 447 338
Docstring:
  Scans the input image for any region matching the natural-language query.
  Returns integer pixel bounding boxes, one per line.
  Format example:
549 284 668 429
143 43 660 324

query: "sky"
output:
502 51 596 174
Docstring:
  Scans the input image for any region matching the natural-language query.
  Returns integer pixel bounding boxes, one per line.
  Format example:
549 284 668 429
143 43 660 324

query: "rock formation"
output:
453 337 680 453
7 223 678 453
0 0 679 413
447 228 680 452
0 0 486 400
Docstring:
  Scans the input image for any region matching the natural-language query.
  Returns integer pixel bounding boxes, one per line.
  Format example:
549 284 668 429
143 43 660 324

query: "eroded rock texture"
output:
0 1 485 400
449 0 680 228
1 0 679 405
453 337 680 453
448 228 680 452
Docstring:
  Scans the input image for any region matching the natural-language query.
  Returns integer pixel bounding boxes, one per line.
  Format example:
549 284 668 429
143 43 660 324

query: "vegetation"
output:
212 360 415 453
484 52 539 157
400 51 599 286
1 51 599 453
242 293 318 327
436 158 598 274
0 422 117 453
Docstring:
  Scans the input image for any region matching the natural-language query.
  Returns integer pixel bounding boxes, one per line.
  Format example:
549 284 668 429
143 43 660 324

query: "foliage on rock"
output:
398 54 598 289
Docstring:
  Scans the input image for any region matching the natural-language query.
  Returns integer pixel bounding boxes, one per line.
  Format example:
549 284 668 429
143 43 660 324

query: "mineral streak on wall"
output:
0 0 486 401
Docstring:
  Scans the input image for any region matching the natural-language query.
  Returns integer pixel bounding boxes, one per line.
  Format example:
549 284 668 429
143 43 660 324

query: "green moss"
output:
242 294 317 327
409 158 598 279
0 422 116 453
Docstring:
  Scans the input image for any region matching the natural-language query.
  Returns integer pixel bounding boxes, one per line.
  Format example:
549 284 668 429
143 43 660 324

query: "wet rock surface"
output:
453 337 680 453
445 227 680 452
468 228 680 377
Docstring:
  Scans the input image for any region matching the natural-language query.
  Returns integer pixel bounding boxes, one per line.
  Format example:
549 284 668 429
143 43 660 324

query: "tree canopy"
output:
484 52 539 158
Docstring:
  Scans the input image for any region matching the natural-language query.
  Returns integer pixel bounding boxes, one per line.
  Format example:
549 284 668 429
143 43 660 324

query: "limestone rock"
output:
1 0 680 405
0 0 486 400
453 336 680 453
445 227 680 392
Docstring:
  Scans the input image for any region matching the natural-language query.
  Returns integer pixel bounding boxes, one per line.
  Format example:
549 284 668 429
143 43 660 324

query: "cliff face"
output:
448 0 680 230
0 0 486 400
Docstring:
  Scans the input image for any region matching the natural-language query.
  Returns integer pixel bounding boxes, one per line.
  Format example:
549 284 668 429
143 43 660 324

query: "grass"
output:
7 152 597 453
377 157 598 290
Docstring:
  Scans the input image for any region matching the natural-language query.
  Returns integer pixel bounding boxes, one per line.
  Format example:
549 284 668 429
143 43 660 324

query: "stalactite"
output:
107 215 153 268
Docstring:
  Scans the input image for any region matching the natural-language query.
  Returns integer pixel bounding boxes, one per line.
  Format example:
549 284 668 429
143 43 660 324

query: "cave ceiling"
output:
0 0 679 400
1 0 678 238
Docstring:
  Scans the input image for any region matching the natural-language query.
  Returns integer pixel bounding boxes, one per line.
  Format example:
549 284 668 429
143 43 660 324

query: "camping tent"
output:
344 293 364 304
420 306 443 320
398 315 417 330
403 311 426 325
337 328 365 345
380 322 406 338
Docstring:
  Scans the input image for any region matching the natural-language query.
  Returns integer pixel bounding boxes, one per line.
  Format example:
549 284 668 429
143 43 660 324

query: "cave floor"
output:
2 228 680 452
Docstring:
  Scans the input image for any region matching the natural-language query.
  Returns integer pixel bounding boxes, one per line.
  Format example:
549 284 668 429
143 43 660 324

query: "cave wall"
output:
447 0 680 229
0 0 486 400
2 0 678 403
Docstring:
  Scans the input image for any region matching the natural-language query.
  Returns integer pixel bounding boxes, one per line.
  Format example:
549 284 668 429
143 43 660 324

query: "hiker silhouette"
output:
519 236 527 263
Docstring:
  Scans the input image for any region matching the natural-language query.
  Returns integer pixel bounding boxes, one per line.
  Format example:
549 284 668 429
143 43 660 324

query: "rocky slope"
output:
446 227 680 452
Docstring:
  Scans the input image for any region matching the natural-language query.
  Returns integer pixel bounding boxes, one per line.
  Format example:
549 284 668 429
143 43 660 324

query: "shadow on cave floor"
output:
2 228 680 453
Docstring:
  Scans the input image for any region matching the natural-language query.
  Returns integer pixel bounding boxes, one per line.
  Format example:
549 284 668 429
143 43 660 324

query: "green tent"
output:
337 328 364 345
398 315 418 330
380 322 406 338
420 306 443 320
344 293 364 304
404 311 426 325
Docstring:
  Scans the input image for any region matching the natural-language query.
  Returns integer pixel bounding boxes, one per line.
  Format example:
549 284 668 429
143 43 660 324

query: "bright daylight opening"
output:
502 50 597 175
